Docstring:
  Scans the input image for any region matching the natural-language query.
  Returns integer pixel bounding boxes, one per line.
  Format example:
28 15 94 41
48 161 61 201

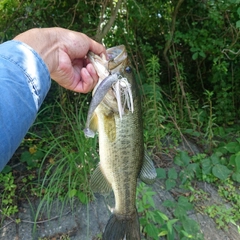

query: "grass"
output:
32 95 99 221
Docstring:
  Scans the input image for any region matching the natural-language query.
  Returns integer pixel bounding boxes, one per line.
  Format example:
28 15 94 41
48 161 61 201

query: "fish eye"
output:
125 66 131 73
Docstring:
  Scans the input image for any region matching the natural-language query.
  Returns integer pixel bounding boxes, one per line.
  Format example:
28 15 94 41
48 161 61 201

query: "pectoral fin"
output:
84 112 99 138
139 152 157 184
90 165 112 194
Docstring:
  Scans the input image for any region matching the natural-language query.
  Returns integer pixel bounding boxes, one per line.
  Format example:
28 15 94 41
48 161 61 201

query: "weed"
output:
173 141 240 231
203 90 218 152
0 172 18 218
136 182 204 240
142 55 166 150
204 178 240 230
137 182 175 239
30 100 98 223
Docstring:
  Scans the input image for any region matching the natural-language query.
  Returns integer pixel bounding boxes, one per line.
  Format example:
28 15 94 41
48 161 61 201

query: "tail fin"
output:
102 209 140 240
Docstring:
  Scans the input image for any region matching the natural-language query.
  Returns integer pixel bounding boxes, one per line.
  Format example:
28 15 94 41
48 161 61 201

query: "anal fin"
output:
91 165 112 194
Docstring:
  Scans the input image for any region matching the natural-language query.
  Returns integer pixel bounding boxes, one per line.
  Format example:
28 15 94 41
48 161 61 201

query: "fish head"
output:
88 45 130 82
88 45 135 115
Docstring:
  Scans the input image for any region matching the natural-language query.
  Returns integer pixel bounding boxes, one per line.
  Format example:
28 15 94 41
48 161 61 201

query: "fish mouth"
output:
107 45 127 72
87 52 109 80
87 45 127 79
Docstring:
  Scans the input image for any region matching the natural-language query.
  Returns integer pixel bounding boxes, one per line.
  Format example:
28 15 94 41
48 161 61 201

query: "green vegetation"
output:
0 172 18 217
1 0 240 239
137 182 204 240
171 145 240 231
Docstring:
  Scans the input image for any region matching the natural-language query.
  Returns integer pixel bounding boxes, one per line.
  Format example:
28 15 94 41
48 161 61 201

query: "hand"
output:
14 27 106 93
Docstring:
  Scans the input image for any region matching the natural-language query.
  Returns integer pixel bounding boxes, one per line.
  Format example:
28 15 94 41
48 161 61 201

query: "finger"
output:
86 63 99 85
74 68 95 93
88 38 106 56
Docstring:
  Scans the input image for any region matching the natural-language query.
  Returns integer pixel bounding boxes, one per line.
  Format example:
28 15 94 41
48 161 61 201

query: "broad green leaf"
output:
1 165 12 174
224 142 240 153
180 151 191 165
20 151 32 162
192 52 199 60
174 206 187 218
168 168 178 179
235 154 240 171
210 154 220 165
179 170 188 184
77 191 88 204
190 47 198 52
162 200 175 208
235 19 239 28
174 154 183 166
145 224 159 239
178 196 193 211
187 163 199 172
140 218 147 226
181 230 194 238
199 51 206 58
156 211 169 221
229 154 236 166
232 172 240 182
179 168 195 184
33 150 44 160
174 151 191 167
166 179 176 190
212 164 232 180
201 158 212 174
68 189 77 198
167 219 179 232
152 212 165 225
156 168 166 179
158 230 168 236
237 7 240 16
182 216 200 235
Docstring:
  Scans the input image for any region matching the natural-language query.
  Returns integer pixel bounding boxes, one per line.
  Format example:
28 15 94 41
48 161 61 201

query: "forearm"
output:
0 40 51 171
14 28 58 74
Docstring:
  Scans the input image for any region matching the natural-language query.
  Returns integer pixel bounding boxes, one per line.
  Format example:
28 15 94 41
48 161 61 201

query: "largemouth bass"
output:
84 45 156 240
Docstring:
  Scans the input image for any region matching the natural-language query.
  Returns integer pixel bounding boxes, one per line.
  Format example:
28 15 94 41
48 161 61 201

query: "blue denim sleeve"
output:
0 40 51 171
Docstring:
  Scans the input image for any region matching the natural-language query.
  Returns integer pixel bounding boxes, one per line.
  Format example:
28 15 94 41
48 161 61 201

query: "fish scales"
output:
97 96 143 216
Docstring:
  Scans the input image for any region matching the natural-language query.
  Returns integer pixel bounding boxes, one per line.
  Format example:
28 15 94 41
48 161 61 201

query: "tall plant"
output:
142 55 165 150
